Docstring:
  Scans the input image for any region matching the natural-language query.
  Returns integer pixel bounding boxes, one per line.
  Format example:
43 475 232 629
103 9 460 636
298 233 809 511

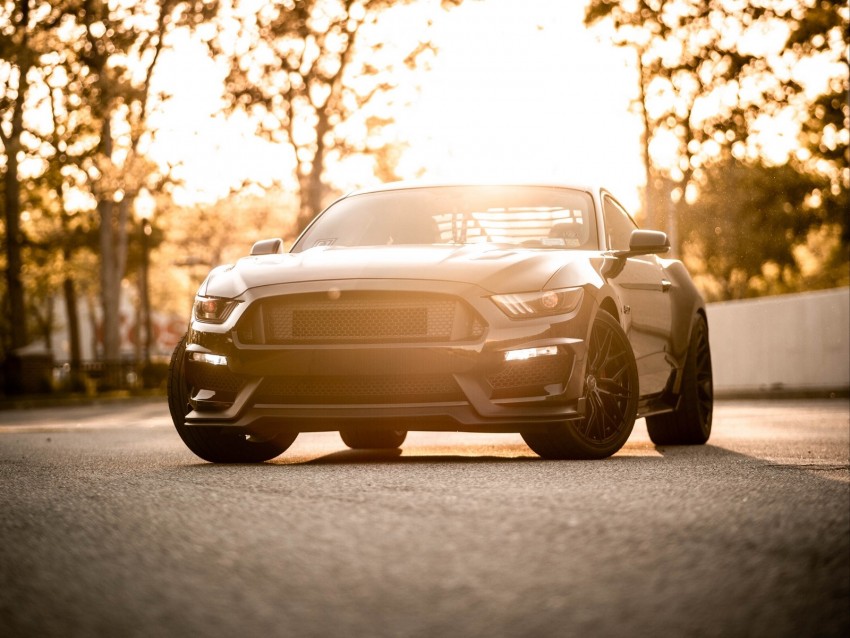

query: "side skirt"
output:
637 370 681 418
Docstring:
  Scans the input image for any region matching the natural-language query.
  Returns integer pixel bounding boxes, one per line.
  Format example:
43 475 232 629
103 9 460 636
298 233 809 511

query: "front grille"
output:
293 306 428 339
254 374 465 405
238 292 485 344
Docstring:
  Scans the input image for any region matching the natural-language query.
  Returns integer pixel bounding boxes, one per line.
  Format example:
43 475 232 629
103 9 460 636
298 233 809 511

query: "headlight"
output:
492 287 583 318
193 296 239 323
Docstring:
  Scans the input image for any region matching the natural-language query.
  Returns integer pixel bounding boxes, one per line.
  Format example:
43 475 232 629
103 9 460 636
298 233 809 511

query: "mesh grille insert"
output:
239 292 485 344
187 363 245 394
488 355 570 390
292 306 428 339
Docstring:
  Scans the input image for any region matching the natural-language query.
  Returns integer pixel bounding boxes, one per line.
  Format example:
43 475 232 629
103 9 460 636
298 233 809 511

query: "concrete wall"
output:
706 287 850 396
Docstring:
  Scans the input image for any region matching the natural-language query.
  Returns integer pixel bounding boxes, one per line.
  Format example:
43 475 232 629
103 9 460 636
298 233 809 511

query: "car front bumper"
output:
180 280 594 435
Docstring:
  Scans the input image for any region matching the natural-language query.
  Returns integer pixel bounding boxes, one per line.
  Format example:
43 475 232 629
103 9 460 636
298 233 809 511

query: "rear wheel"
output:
167 335 297 463
646 315 713 445
522 311 638 459
340 428 407 450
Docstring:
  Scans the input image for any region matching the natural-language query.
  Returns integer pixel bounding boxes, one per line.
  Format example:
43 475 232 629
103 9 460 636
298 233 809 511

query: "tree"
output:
586 1 802 235
152 188 298 324
2 0 218 375
788 2 849 253
678 160 820 299
48 0 214 362
73 0 168 362
0 0 60 353
33 22 103 386
211 0 462 234
585 0 848 297
1 0 101 368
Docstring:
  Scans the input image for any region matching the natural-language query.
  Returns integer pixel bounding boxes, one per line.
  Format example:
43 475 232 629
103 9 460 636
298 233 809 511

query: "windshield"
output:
292 185 598 252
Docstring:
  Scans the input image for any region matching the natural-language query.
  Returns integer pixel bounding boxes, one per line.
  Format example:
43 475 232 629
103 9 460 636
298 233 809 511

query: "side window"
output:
602 196 638 251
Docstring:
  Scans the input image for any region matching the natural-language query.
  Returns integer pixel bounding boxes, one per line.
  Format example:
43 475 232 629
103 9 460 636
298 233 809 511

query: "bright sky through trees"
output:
150 0 837 217
150 0 647 212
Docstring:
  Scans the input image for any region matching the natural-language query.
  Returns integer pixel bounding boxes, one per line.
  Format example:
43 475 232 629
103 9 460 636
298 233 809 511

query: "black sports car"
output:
168 182 713 462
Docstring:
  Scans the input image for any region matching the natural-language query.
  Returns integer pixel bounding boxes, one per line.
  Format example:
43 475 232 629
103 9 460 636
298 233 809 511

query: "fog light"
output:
190 352 228 366
504 346 559 361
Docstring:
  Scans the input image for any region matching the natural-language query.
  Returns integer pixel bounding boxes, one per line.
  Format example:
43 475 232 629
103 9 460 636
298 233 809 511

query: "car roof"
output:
343 180 604 199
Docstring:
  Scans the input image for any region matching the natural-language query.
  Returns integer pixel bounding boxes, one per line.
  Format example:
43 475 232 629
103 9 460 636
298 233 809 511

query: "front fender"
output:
662 259 707 367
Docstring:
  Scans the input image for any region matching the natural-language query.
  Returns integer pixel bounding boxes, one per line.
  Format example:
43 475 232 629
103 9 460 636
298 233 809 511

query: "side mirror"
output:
611 230 670 258
250 238 285 256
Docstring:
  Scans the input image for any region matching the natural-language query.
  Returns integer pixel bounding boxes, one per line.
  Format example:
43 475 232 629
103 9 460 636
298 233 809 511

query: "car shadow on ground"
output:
178 442 849 490
296 447 540 465
288 441 736 466
222 437 743 466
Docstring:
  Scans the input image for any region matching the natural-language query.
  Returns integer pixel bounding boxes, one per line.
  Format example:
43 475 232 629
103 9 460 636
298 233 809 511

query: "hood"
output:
201 245 599 298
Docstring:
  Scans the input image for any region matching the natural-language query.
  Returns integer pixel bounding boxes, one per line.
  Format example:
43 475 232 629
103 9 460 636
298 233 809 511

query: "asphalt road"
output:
1 399 848 638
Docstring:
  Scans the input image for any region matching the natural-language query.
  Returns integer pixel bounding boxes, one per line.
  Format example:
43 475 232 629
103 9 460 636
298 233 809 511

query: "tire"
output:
522 311 639 459
339 428 407 450
646 315 713 445
167 335 297 463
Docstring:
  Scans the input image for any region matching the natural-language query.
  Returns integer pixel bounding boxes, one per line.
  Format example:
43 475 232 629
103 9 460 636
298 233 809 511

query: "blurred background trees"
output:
585 0 848 300
210 0 461 233
0 0 847 391
0 0 459 381
1 0 219 377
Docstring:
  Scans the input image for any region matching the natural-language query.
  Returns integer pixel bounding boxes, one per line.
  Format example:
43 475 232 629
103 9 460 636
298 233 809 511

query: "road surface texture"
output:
1 399 848 637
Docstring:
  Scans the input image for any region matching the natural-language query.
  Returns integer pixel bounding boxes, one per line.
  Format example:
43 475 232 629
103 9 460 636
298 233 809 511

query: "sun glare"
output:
150 2 660 213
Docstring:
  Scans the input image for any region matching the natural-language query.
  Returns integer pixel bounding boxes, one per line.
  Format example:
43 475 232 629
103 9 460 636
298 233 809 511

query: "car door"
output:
602 195 674 395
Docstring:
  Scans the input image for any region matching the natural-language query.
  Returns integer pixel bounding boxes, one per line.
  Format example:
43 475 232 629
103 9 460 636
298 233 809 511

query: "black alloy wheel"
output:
646 315 713 445
340 428 408 450
167 335 297 463
522 311 639 459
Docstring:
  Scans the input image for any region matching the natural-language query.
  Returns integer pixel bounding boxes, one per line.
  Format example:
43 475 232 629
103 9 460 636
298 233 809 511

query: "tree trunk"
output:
98 195 120 361
63 275 84 391
2 35 31 353
2 144 27 352
40 296 54 353
98 119 121 361
635 45 663 232
295 111 331 233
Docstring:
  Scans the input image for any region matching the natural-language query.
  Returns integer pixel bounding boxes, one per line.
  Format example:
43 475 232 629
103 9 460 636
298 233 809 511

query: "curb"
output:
0 391 166 411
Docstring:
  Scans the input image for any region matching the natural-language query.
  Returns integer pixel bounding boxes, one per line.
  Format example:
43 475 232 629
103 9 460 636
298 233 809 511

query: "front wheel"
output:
167 335 297 463
522 311 639 460
646 315 713 445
